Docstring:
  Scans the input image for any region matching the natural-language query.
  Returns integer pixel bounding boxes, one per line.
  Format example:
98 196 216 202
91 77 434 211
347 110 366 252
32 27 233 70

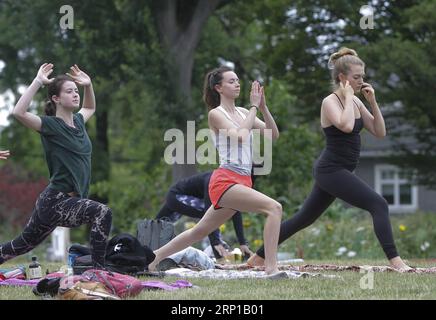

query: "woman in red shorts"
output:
148 66 282 275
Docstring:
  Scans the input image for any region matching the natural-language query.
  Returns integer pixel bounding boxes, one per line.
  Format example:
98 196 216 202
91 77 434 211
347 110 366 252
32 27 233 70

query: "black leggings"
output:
156 190 205 221
155 190 247 257
256 168 399 260
156 190 225 247
0 187 112 266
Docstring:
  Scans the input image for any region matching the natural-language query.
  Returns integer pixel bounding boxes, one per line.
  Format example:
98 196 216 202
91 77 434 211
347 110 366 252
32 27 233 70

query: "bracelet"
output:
250 104 259 110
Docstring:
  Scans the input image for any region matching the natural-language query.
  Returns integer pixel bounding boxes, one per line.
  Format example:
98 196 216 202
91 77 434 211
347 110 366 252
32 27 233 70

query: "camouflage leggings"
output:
0 187 112 267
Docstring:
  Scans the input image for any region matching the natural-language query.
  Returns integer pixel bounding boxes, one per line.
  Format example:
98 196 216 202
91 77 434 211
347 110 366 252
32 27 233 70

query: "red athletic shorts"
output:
209 167 252 209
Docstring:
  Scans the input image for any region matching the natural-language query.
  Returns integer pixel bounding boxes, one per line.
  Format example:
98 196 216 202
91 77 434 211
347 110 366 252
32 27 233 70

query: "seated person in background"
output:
156 170 259 260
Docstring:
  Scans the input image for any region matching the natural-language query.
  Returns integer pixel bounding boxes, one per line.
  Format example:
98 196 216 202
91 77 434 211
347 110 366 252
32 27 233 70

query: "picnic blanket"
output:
216 263 436 274
164 267 340 279
0 277 193 291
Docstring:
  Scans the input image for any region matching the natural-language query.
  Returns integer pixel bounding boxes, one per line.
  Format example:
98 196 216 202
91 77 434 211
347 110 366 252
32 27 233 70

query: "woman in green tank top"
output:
0 63 112 268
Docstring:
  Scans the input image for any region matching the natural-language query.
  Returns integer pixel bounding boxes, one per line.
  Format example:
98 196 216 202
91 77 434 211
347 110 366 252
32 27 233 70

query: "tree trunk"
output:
152 0 223 182
90 99 110 203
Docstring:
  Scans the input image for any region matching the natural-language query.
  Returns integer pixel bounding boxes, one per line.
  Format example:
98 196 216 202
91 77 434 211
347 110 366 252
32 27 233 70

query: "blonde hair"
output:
328 47 365 89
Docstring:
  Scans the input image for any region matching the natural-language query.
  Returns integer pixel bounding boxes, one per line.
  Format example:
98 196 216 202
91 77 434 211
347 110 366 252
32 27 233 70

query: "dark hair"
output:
202 66 233 110
44 75 74 116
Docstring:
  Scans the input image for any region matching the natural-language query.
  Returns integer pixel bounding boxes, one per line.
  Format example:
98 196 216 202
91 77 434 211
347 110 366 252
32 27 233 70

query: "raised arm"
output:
0 150 10 160
12 63 55 132
357 82 386 138
67 65 95 123
208 81 261 141
322 81 356 133
239 85 280 140
208 107 257 141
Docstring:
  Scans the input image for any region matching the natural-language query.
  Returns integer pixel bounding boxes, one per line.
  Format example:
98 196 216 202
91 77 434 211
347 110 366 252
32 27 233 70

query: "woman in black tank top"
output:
249 47 411 271
315 93 364 173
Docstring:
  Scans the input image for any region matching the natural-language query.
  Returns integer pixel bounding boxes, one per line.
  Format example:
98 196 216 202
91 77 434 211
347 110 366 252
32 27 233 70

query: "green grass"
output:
1 259 435 300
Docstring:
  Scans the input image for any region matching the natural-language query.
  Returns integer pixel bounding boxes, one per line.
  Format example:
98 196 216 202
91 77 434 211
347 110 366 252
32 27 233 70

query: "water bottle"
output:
28 256 42 280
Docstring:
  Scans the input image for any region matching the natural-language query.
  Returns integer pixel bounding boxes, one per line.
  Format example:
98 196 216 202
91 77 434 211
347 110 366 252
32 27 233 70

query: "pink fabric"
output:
0 277 193 291
0 279 40 287
142 280 193 291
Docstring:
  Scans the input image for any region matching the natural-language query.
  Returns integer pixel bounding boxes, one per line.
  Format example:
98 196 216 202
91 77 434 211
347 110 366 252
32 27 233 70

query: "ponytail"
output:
44 100 56 116
202 66 233 110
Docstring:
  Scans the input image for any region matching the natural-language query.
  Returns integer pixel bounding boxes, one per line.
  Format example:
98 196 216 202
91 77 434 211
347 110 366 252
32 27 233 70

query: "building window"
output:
375 165 417 213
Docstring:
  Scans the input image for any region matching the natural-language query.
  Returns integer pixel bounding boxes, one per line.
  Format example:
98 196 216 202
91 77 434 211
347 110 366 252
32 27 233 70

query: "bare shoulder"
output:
208 108 222 119
208 109 219 130
352 95 366 108
208 108 225 125
321 94 337 108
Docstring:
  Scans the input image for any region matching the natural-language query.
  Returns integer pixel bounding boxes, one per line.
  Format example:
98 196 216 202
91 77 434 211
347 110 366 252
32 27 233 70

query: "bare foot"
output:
264 267 283 275
391 265 413 272
147 260 158 272
390 256 413 272
247 254 265 267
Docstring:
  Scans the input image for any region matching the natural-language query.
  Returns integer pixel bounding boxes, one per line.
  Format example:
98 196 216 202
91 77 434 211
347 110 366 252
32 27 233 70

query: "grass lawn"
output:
0 259 435 300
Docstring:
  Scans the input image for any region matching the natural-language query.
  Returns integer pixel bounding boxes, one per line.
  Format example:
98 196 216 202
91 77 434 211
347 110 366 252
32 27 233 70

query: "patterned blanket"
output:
164 267 341 279
216 263 436 274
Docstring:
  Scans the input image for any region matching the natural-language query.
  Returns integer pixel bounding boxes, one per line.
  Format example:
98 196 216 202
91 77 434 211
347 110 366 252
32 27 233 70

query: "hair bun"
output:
328 47 358 69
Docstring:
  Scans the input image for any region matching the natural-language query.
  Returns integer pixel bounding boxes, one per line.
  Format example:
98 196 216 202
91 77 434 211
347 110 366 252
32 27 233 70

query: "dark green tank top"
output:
39 113 92 198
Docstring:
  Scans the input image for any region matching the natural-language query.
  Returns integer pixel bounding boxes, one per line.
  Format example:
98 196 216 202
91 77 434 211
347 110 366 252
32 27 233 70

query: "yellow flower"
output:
253 239 263 247
399 224 407 232
243 219 252 228
219 224 226 233
184 222 196 229
326 223 334 232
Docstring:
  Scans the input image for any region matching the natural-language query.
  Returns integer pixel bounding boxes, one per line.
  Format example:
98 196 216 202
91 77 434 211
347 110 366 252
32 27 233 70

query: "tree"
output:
150 0 227 181
214 0 436 188
358 0 436 187
0 0 163 199
0 163 47 227
0 1 169 232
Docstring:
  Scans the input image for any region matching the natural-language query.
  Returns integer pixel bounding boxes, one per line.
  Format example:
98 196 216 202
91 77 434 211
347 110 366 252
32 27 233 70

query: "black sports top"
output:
315 93 364 173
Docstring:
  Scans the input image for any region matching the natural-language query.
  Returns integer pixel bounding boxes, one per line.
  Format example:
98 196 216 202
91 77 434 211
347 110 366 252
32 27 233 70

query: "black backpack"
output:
71 233 155 275
105 233 155 269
